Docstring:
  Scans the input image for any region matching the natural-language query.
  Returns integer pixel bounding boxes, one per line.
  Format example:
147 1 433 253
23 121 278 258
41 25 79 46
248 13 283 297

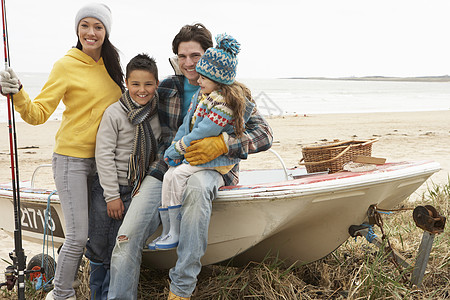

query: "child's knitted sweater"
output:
165 89 255 169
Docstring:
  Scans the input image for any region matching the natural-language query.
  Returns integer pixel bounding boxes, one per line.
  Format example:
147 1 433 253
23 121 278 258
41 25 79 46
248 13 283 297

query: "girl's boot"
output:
148 207 170 250
155 205 181 250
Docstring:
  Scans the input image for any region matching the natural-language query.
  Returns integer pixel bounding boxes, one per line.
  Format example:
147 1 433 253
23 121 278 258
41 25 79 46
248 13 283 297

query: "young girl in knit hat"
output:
0 3 123 299
148 34 255 250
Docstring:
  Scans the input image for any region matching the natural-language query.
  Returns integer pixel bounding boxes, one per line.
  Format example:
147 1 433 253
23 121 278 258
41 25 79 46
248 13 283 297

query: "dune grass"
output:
2 178 449 299
135 178 450 299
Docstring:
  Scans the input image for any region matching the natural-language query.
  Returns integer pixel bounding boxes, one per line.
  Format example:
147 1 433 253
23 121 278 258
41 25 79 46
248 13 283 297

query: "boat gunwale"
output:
0 161 440 204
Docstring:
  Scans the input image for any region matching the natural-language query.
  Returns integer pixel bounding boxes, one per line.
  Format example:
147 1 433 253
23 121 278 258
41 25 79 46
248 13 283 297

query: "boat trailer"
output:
349 204 446 288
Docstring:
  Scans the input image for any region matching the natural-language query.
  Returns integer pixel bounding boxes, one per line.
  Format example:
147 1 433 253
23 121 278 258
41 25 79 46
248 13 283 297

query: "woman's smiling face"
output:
77 17 106 60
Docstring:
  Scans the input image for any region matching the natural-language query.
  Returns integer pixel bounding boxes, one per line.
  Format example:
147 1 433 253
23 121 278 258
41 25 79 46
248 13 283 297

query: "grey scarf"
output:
119 90 158 195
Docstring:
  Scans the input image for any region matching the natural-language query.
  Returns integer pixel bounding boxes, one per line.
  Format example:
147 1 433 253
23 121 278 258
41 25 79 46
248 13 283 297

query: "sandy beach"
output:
0 110 449 273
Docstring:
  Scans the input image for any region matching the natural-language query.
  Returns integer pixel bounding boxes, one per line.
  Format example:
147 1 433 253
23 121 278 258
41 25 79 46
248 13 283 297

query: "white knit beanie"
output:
75 3 112 37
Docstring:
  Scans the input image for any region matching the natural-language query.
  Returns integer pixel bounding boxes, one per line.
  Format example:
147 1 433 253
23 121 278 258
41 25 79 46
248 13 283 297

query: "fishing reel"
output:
0 265 16 291
0 251 23 291
0 253 55 293
0 251 25 292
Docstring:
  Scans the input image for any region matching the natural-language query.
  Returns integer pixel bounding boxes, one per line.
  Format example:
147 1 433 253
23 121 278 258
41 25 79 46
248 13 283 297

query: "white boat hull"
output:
0 160 440 269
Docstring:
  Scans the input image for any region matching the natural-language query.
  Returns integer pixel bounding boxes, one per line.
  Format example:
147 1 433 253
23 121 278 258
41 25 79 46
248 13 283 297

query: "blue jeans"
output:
108 175 162 300
52 153 97 300
85 175 132 300
107 170 223 299
88 262 110 300
85 175 133 266
169 170 224 298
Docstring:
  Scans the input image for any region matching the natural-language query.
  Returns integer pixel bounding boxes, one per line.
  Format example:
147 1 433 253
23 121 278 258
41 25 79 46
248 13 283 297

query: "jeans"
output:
108 175 162 300
169 170 223 297
107 170 224 299
85 176 133 266
88 262 110 300
85 176 132 300
52 153 96 300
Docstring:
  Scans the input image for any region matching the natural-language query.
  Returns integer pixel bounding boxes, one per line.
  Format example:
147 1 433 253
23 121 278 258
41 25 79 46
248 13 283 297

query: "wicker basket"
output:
299 139 377 173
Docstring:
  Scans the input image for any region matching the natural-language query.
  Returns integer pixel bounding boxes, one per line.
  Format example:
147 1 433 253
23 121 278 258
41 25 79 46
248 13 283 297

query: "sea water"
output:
242 78 450 116
1 73 449 122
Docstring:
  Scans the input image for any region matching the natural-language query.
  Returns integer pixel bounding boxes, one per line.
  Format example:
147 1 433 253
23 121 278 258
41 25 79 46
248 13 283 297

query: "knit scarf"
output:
119 90 158 196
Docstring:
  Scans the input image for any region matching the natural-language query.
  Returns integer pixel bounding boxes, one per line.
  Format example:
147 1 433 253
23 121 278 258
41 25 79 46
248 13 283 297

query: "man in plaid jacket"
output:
108 23 272 300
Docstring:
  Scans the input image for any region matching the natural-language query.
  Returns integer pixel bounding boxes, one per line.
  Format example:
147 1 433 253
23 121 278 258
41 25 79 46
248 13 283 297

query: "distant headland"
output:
285 75 450 82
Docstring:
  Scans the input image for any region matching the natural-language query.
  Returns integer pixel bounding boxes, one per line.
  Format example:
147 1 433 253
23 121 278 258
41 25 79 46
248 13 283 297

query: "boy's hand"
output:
185 134 228 165
107 198 124 220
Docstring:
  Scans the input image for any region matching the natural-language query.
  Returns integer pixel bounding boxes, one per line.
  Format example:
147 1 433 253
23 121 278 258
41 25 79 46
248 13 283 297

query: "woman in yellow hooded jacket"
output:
0 3 123 299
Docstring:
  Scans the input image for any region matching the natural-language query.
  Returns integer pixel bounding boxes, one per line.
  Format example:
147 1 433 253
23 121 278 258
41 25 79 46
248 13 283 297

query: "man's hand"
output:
0 67 21 95
107 198 124 220
185 134 228 166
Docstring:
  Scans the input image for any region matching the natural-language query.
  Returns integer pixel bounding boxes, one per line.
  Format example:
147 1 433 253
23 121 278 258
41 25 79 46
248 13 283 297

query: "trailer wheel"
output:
27 254 56 284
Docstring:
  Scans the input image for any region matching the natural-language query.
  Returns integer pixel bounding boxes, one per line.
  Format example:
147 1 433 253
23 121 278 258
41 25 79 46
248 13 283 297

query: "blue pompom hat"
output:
196 33 241 85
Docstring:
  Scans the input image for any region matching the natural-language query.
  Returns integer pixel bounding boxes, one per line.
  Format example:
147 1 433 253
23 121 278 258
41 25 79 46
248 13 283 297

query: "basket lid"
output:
301 139 378 150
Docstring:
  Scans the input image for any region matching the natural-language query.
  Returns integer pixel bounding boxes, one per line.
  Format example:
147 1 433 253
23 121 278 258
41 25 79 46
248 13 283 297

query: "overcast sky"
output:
2 0 450 79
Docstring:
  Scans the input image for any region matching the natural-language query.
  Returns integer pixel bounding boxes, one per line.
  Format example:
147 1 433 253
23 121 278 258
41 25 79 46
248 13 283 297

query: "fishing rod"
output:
1 0 26 299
